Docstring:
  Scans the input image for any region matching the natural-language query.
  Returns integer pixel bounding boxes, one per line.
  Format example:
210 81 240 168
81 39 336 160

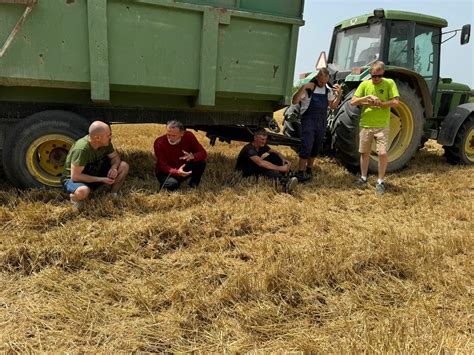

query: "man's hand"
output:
107 167 118 180
279 163 290 173
177 164 192 177
100 177 115 185
305 82 316 91
366 95 381 106
180 150 194 162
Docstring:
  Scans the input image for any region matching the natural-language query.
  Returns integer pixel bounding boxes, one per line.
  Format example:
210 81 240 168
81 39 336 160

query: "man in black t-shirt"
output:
236 129 298 193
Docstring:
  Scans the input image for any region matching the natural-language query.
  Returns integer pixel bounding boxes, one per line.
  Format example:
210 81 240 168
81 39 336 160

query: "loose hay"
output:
0 124 473 352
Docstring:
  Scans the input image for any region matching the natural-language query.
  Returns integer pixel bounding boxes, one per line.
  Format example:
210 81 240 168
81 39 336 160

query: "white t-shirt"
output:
312 84 336 101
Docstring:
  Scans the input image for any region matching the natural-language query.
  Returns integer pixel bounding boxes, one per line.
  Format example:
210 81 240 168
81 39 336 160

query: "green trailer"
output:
0 0 304 188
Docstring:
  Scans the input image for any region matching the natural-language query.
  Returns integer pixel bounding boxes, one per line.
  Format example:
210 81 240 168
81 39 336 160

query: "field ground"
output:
0 123 473 352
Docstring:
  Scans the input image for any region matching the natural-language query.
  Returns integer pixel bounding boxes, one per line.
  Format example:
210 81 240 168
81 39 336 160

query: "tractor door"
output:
386 20 441 98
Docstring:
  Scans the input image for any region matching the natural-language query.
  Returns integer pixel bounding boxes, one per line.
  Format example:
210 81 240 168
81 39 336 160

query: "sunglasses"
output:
371 74 383 78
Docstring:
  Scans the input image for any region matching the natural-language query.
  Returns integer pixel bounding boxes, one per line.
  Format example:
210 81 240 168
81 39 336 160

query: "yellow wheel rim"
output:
464 126 474 163
370 100 414 162
26 134 74 187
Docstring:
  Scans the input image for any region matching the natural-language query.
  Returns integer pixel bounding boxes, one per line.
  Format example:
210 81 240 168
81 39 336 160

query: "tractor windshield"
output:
332 23 382 71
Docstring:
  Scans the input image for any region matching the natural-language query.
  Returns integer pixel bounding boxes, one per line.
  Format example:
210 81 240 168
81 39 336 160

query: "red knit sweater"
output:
154 131 207 175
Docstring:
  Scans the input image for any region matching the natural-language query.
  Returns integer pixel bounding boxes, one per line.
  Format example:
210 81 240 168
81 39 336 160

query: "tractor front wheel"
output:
444 115 474 165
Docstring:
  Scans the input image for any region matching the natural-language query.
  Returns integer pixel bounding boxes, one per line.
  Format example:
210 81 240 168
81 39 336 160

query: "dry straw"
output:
0 124 473 352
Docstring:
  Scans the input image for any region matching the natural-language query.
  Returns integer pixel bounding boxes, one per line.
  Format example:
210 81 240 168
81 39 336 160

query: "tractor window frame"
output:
385 20 416 69
329 20 384 72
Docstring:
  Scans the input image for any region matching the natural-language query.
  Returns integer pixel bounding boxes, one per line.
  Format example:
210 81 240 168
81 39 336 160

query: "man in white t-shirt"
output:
291 68 342 182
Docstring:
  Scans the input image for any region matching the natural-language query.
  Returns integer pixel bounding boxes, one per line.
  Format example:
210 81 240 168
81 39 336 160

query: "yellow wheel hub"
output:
369 101 414 162
465 126 474 163
26 134 74 187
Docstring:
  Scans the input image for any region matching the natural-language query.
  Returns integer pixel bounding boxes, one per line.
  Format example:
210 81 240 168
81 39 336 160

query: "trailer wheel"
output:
2 111 90 188
444 115 474 164
332 81 425 173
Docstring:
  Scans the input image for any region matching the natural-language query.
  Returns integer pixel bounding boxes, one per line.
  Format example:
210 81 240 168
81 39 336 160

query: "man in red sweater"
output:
154 120 207 191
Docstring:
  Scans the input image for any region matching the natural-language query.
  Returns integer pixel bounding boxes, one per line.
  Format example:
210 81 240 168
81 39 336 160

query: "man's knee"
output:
264 152 283 166
75 186 91 200
161 176 180 191
118 161 129 175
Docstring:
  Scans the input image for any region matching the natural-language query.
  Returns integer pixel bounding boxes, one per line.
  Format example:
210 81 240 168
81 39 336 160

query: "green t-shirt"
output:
354 78 400 128
61 135 114 183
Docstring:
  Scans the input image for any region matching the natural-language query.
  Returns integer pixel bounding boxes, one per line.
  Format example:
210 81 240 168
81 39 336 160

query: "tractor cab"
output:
328 9 451 97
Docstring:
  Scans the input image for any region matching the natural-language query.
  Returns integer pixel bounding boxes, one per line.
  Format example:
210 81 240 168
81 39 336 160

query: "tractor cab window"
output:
387 21 439 94
332 23 382 71
388 21 414 68
414 25 439 92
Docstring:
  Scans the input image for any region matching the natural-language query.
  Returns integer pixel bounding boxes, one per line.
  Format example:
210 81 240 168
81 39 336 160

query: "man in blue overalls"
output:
292 68 341 182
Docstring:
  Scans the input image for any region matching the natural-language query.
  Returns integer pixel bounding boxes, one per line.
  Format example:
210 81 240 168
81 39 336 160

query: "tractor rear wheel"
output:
444 115 474 164
2 110 90 188
332 81 425 173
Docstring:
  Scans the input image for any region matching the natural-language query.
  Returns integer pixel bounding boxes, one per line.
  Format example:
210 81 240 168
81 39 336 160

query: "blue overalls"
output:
299 86 329 159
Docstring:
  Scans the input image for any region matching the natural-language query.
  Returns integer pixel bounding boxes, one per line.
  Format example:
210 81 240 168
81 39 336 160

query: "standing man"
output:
292 67 342 182
235 129 298 193
351 61 400 194
154 120 207 191
61 121 129 209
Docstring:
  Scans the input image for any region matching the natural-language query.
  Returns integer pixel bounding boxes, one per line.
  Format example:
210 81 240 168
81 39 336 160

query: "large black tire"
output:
331 90 361 173
2 110 91 188
282 106 301 154
444 115 474 164
332 81 425 173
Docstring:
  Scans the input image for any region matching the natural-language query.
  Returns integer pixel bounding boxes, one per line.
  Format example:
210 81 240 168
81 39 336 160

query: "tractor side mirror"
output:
460 24 470 45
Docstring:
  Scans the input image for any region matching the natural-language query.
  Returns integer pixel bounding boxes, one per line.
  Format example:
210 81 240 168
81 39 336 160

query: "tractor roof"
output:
336 9 448 30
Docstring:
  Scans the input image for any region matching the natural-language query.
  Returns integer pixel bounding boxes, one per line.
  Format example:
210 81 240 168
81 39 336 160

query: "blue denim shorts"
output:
63 159 110 193
63 179 88 194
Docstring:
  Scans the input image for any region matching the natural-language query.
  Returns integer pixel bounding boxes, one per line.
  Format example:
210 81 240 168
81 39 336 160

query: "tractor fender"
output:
437 103 474 146
385 67 433 119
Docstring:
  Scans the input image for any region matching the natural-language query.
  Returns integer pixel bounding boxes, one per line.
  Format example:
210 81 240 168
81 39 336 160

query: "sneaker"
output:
295 171 312 183
70 197 84 210
375 182 385 195
285 176 298 194
110 192 118 199
353 177 368 189
305 168 313 178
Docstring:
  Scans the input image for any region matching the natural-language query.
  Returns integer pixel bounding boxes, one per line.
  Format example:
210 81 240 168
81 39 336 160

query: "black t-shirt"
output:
235 143 271 177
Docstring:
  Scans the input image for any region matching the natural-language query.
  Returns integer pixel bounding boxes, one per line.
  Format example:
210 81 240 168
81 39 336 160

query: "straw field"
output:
0 122 473 352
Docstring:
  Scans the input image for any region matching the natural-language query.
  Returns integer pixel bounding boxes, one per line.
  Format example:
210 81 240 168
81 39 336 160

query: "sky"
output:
294 0 474 87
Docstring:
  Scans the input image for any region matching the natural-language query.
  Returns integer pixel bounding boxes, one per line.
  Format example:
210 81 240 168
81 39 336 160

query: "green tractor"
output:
285 9 473 172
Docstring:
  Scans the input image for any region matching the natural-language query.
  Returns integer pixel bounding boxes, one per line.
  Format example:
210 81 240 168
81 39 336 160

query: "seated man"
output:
154 120 207 191
236 129 298 193
61 121 129 209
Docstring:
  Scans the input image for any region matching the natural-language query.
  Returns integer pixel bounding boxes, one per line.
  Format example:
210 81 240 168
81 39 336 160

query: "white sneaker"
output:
285 177 298 194
70 197 84 210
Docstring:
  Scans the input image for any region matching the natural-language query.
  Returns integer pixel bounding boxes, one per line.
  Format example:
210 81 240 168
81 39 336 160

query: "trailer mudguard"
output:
437 103 474 146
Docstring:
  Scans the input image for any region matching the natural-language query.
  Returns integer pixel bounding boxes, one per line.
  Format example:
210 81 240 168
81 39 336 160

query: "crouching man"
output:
236 129 298 193
154 120 207 191
61 121 129 209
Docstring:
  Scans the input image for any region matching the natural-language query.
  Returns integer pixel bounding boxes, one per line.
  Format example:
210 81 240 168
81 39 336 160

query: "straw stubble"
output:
0 124 472 352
